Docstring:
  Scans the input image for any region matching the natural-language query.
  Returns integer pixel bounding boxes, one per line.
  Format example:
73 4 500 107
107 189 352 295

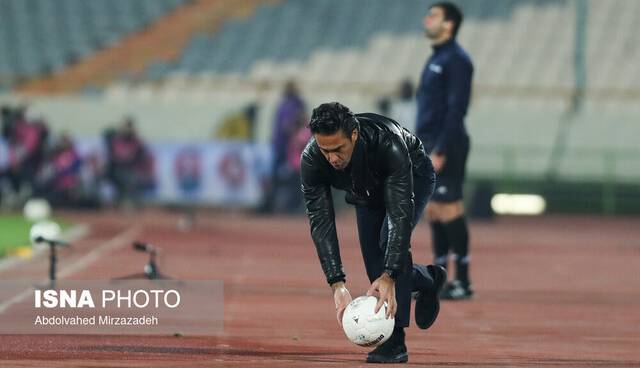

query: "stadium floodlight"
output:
490 194 546 215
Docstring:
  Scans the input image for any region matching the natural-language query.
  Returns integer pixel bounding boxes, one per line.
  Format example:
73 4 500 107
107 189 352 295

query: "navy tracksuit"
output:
416 38 473 202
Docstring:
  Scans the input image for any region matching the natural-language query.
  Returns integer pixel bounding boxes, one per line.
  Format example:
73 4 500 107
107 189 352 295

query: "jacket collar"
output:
432 38 456 53
349 133 376 198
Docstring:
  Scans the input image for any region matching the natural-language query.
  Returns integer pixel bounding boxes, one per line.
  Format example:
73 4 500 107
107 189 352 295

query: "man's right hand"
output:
332 282 352 326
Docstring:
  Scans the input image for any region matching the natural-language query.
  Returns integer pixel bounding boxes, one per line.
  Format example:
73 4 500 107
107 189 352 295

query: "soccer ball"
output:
341 296 395 347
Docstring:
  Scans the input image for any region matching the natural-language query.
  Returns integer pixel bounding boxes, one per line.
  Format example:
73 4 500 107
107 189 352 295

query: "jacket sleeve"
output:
300 151 346 285
381 135 414 275
434 56 473 154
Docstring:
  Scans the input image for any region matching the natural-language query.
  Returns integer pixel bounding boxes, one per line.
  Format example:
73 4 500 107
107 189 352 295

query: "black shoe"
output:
440 280 474 300
414 265 447 330
366 327 408 364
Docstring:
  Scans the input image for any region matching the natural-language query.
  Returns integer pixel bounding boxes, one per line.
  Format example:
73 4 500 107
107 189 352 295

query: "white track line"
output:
0 289 32 315
0 226 139 315
57 226 139 279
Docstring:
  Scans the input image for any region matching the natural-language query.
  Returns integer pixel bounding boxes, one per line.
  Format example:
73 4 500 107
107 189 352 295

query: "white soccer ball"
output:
29 220 61 245
23 198 51 221
342 295 395 347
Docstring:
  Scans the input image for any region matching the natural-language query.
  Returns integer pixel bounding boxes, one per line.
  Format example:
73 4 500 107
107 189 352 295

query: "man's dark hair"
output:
309 102 359 137
431 2 463 38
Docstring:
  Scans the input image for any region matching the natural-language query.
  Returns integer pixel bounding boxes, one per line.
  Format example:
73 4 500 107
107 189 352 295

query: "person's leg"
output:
391 244 412 330
431 135 473 299
356 205 414 327
426 160 454 273
356 205 408 363
410 172 438 291
442 214 470 285
410 173 447 329
432 201 473 299
427 216 449 270
355 205 386 285
375 214 416 330
263 152 286 213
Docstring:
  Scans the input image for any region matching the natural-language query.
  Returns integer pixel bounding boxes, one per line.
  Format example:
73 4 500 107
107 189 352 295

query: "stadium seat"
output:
0 0 188 88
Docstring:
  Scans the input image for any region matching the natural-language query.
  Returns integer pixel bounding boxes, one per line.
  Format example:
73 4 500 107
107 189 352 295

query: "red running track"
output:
0 210 639 367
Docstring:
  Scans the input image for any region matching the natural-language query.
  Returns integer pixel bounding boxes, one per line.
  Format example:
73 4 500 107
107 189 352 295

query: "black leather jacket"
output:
301 113 434 285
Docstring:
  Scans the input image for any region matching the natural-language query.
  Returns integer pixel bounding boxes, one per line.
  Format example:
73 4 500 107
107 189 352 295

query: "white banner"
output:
148 141 272 206
0 138 273 207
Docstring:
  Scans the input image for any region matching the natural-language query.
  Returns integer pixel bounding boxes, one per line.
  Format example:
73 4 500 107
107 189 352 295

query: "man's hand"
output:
366 273 397 319
431 153 446 173
332 282 352 326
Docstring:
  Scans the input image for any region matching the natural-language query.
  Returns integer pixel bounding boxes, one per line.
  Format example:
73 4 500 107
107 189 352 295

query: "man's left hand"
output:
366 273 397 319
431 153 446 173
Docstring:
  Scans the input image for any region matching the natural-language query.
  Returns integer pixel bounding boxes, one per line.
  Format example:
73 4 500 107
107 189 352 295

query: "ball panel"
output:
341 295 395 347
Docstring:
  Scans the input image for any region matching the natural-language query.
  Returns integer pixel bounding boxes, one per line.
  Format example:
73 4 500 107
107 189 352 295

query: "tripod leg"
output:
49 244 57 288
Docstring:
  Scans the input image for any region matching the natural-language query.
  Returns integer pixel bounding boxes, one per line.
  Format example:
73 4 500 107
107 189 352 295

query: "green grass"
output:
0 215 68 258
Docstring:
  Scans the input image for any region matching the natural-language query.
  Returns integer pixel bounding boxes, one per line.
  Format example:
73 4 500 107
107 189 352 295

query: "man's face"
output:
423 6 448 40
315 129 358 170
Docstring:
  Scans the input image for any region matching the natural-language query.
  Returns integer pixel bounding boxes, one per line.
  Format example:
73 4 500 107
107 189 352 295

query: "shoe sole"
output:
366 352 408 364
415 265 447 330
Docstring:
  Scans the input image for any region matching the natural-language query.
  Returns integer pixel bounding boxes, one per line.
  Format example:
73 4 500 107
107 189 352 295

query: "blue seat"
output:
0 0 189 86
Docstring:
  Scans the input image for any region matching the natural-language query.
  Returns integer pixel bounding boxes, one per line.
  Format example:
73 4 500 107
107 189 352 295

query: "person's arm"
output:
301 149 352 324
433 56 473 155
381 135 414 274
300 149 345 286
366 135 414 319
331 281 352 325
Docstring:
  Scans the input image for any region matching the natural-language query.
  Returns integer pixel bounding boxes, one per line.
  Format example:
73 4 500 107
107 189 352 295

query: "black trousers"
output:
431 133 470 202
355 173 436 327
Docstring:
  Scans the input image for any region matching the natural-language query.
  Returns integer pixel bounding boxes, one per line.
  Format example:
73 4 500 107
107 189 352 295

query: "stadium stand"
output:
132 0 638 97
2 0 639 185
18 0 274 94
0 0 188 89
130 0 638 183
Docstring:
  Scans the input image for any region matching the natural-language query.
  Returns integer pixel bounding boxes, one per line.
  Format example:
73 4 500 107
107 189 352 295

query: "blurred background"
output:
0 3 638 364
0 0 639 217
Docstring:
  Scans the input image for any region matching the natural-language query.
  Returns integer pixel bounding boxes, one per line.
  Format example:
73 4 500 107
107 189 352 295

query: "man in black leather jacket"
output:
301 102 447 364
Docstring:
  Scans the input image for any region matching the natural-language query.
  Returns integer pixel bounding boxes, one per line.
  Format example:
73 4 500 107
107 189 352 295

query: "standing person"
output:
390 79 417 134
3 107 48 198
281 117 311 213
416 2 474 300
34 134 83 207
104 117 148 207
262 80 306 213
301 102 446 364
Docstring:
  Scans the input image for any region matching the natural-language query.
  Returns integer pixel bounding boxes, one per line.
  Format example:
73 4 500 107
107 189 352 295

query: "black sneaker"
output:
440 280 474 300
366 327 408 364
414 265 447 329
